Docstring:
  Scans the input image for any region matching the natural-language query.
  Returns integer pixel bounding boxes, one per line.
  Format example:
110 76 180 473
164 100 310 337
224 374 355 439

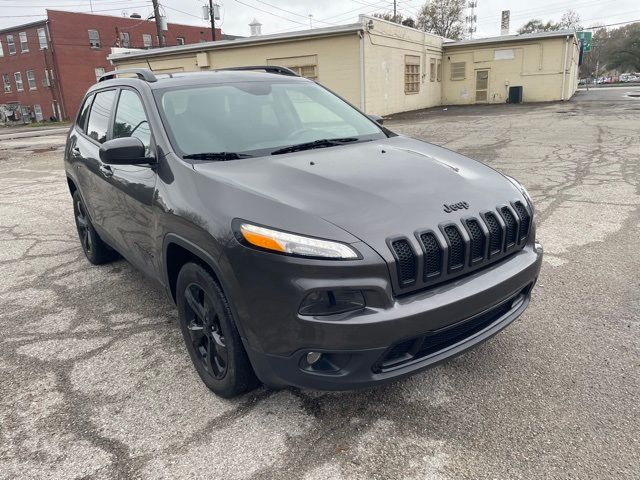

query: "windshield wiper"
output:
183 152 253 161
271 137 359 155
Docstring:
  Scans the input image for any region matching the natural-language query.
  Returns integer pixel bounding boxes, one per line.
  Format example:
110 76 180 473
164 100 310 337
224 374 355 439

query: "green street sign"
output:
577 31 592 52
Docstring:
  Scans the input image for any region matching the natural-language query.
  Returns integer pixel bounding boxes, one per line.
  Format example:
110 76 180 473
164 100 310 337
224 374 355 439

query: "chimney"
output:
249 19 262 37
501 10 510 35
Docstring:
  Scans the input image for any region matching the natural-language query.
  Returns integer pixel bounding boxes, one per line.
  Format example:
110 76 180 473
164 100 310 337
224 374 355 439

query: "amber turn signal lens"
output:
240 227 286 252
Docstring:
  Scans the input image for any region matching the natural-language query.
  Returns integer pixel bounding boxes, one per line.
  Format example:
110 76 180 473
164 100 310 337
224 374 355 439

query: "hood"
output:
194 136 524 256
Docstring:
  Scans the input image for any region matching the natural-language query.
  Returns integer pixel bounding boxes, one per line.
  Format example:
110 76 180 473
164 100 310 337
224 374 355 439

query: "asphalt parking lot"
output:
1 87 639 479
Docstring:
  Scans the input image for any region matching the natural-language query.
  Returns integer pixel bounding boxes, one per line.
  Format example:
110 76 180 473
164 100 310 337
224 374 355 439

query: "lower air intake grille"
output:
444 225 465 271
500 207 518 249
513 201 531 243
391 239 417 287
465 219 485 263
419 232 442 280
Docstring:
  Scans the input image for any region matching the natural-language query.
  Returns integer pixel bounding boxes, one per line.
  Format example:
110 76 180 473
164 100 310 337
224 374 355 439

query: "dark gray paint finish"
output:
64 71 542 390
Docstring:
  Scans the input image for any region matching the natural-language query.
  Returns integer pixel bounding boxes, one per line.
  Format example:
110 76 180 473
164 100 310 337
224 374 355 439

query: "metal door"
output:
475 70 489 103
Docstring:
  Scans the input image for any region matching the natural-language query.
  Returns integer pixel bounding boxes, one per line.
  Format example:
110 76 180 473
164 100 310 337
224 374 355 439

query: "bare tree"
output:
559 10 583 30
417 0 466 40
373 12 416 28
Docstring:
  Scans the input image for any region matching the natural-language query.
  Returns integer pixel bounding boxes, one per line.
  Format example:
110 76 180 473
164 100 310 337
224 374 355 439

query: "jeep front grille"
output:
387 201 532 295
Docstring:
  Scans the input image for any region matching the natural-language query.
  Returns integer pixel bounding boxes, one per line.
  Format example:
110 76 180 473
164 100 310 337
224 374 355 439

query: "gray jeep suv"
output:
64 66 543 397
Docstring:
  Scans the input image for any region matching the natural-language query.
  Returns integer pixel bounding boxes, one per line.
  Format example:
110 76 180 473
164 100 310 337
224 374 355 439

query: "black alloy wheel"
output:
176 262 258 397
183 282 228 379
72 190 115 265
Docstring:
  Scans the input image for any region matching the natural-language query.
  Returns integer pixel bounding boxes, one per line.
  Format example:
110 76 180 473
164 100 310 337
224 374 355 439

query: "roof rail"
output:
216 65 300 77
98 68 157 83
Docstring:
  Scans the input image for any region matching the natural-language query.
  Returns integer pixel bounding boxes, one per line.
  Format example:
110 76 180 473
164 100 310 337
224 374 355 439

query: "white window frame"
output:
142 34 152 48
19 32 28 53
43 69 50 87
26 70 36 90
37 28 47 49
2 73 11 93
120 32 130 48
7 35 16 55
14 72 24 92
451 62 466 81
88 29 100 48
176 37 185 45
94 67 105 82
0 40 4 57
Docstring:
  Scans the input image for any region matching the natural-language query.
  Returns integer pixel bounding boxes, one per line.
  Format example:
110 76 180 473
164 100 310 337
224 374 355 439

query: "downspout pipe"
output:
561 35 570 101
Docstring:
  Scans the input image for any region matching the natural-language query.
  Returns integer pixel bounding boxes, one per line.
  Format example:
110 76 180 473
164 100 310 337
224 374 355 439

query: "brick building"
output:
0 10 219 122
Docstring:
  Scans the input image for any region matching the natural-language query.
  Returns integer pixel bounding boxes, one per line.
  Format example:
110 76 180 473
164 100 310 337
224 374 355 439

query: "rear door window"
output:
86 89 116 144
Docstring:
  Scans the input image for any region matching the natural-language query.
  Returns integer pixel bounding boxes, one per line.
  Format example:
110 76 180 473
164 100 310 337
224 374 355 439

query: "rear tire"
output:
176 262 259 398
72 190 116 265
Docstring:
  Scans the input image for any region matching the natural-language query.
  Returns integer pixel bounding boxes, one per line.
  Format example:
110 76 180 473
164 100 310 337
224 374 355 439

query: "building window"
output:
120 32 130 48
94 67 105 82
2 73 11 93
404 55 420 94
176 37 185 45
0 40 4 57
43 69 50 87
429 58 436 82
14 72 24 91
437 59 442 82
26 70 36 90
19 32 28 52
451 62 466 80
88 29 100 48
34 104 43 122
37 28 47 49
7 35 16 55
156 35 166 46
142 34 152 48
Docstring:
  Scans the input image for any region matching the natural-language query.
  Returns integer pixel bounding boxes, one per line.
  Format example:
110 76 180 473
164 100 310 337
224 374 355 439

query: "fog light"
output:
299 289 365 316
306 351 322 365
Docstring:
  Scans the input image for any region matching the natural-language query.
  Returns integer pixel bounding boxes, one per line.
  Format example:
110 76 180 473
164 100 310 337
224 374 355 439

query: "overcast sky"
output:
1 0 638 37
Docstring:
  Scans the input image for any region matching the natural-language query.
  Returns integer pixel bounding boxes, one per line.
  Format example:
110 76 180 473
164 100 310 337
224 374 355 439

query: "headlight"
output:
505 175 534 211
238 222 359 259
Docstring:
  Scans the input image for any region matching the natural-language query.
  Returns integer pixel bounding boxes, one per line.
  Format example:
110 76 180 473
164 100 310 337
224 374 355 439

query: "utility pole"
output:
393 0 396 21
151 0 164 47
209 0 216 41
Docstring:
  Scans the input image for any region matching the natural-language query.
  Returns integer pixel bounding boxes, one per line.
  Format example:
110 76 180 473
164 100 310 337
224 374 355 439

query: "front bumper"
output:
226 239 543 390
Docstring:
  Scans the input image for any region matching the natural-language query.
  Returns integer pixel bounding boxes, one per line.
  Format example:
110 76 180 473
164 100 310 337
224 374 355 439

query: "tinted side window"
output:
113 89 152 154
76 94 94 133
86 90 116 144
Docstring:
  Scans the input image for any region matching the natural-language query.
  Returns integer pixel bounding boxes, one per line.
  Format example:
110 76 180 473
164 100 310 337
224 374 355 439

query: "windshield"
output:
154 80 386 158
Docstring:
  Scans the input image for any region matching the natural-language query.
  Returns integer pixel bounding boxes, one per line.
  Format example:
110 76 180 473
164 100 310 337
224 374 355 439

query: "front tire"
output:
72 190 115 265
176 262 259 397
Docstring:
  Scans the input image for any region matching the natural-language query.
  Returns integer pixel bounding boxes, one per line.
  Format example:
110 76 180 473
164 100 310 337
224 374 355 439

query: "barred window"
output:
451 62 466 80
405 55 420 94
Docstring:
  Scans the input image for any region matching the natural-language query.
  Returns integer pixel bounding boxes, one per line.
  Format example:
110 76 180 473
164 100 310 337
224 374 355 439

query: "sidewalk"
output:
0 125 69 140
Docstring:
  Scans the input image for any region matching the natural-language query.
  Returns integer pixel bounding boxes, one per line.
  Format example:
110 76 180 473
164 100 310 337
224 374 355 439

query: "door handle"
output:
99 165 114 177
72 146 81 157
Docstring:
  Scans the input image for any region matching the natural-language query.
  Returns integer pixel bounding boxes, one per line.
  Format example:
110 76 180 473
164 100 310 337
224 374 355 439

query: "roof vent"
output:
130 13 142 19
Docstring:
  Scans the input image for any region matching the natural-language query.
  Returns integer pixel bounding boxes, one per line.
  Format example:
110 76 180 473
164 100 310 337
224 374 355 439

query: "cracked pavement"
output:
1 87 639 479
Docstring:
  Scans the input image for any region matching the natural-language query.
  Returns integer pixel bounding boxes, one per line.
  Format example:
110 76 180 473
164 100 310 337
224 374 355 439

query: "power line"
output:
230 0 309 27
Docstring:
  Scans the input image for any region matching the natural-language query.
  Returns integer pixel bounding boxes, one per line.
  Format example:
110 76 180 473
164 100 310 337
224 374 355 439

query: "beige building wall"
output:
361 17 443 116
112 34 363 108
442 36 579 105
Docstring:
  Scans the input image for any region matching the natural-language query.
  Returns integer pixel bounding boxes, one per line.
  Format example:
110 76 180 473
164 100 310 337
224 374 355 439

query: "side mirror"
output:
99 137 151 165
367 114 384 125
